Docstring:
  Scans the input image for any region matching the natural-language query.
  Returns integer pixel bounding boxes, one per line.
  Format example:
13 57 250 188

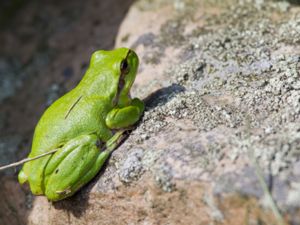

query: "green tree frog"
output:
18 48 144 201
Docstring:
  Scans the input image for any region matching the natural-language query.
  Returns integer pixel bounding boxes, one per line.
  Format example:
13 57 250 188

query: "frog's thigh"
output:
44 134 102 201
106 106 141 129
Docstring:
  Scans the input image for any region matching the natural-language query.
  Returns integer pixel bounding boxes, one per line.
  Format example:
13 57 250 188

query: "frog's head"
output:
83 48 139 108
113 48 139 107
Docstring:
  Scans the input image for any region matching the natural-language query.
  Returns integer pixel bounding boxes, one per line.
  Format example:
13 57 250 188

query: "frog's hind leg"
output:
44 134 100 201
69 131 125 194
44 131 125 201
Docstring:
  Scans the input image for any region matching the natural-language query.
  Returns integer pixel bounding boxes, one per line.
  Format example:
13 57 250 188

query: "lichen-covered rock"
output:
5 0 300 224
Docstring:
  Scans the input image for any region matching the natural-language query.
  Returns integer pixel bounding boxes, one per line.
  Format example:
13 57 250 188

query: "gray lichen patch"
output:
121 0 300 212
117 148 146 183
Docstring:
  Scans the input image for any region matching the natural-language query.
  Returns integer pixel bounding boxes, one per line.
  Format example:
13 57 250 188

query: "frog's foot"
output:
121 125 136 132
105 130 126 152
55 186 72 195
105 98 144 130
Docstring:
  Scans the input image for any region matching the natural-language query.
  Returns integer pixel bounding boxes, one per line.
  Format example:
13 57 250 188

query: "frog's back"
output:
30 90 113 157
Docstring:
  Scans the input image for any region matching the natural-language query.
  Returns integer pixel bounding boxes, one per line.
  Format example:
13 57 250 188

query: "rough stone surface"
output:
1 0 300 224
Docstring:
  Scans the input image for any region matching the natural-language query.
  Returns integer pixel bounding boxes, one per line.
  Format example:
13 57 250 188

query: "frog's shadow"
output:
52 83 185 216
143 83 185 110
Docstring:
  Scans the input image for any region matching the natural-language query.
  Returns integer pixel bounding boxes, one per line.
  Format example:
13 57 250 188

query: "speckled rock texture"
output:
1 0 300 224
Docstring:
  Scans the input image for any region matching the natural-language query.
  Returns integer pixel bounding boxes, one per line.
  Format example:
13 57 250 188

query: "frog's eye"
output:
120 59 130 74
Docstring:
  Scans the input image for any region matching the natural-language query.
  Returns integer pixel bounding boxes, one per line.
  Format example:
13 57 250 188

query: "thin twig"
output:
0 131 127 171
245 119 285 225
65 96 82 119
0 148 59 171
247 148 285 225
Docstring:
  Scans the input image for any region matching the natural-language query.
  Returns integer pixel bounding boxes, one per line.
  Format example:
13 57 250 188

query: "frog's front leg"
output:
44 134 110 201
105 98 144 129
